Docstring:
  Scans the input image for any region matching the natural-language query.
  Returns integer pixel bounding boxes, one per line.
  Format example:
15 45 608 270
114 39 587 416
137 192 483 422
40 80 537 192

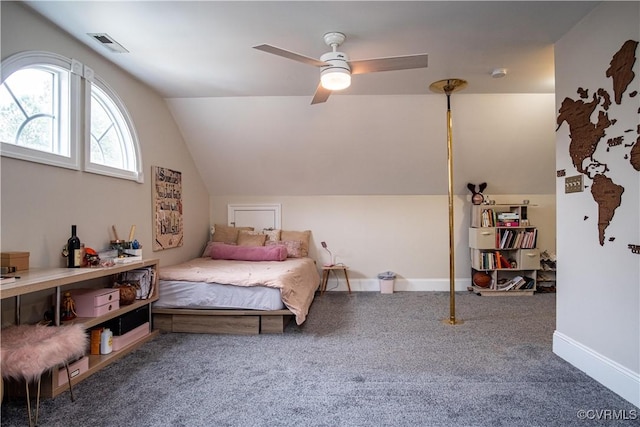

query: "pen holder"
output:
110 240 131 258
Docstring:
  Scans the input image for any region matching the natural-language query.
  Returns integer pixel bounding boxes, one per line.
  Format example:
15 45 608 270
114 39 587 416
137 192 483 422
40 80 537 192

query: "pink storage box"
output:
111 322 150 351
71 288 120 317
57 356 89 386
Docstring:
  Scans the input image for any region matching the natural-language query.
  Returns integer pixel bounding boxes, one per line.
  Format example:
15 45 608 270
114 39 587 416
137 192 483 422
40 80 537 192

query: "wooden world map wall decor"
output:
152 166 183 251
556 39 639 248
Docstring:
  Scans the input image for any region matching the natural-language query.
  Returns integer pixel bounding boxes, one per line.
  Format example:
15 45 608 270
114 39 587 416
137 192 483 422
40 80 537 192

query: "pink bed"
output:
152 226 321 334
157 256 319 324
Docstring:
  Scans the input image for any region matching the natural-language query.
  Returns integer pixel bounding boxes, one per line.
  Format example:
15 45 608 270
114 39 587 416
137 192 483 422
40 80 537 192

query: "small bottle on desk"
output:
100 328 113 354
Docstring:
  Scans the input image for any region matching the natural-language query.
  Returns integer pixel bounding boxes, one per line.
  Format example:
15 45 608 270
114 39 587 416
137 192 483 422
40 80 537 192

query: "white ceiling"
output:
23 1 599 101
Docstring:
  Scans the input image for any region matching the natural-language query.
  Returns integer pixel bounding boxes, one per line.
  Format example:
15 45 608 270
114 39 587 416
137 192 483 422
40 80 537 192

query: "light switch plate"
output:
565 175 584 193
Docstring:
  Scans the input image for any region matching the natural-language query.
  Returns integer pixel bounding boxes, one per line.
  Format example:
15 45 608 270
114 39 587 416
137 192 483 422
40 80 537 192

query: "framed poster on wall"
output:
152 166 183 251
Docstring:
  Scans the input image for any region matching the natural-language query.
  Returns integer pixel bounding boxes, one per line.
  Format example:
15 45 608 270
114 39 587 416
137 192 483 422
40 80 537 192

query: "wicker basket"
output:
113 283 137 305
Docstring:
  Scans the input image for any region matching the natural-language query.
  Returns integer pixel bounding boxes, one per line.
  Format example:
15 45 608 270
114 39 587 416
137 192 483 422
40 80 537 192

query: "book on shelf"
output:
506 229 519 248
519 229 537 249
515 277 535 290
514 231 524 248
497 212 519 227
527 231 535 247
494 275 526 291
499 230 509 248
526 278 536 289
498 252 511 269
498 229 536 249
479 209 496 227
497 212 519 220
482 252 495 270
0 276 16 285
497 221 520 227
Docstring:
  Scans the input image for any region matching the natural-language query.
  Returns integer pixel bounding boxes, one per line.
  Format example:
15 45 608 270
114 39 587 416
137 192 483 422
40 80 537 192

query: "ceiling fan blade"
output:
253 44 328 67
349 54 428 75
311 83 332 105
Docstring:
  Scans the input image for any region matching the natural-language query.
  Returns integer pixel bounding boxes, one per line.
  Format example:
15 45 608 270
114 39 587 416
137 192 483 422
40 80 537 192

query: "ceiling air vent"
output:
87 33 129 53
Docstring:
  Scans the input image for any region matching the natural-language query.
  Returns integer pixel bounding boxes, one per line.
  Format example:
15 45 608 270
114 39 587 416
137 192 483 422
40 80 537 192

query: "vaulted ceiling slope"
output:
18 1 596 196
24 1 599 98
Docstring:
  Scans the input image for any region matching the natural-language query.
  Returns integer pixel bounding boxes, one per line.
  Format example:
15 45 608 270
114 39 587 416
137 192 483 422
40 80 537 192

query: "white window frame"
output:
0 51 143 183
0 51 81 170
227 204 282 229
84 68 143 183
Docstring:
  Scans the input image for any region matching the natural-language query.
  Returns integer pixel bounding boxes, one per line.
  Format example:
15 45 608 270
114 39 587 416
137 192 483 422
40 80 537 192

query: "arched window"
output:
0 52 79 169
0 51 143 182
85 70 143 182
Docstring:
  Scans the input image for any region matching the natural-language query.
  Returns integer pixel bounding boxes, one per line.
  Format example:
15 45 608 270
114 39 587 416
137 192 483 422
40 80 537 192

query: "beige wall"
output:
167 93 557 197
553 1 639 407
212 194 555 291
1 3 210 322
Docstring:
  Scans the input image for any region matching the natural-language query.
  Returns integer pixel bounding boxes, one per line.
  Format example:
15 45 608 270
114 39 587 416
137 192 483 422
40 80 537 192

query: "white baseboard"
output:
322 278 471 293
553 331 640 408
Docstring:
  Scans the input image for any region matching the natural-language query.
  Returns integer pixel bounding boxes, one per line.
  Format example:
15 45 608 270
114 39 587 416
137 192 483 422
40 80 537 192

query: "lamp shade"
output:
321 68 351 91
319 51 351 91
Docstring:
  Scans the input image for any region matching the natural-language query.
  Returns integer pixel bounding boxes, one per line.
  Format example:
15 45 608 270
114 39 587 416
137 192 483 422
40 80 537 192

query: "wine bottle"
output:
67 225 82 268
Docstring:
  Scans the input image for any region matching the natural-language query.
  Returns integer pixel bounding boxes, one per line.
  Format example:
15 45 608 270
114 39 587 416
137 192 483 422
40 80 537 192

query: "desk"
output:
320 265 351 294
0 259 160 398
0 259 159 325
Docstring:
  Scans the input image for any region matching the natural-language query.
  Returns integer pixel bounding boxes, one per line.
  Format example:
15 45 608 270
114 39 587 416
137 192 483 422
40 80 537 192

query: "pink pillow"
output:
268 240 304 258
209 243 287 261
202 241 218 258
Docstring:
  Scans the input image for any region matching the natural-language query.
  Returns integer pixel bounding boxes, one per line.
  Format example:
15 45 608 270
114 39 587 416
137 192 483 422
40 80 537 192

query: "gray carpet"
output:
1 292 637 426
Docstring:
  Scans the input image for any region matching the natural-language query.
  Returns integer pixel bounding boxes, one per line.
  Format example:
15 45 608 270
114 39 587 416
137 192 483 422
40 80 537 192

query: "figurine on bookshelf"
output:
467 182 487 205
84 247 101 267
61 291 77 321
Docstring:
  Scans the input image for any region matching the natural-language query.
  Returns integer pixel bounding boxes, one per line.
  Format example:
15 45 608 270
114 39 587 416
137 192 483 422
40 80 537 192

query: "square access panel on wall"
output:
227 204 282 230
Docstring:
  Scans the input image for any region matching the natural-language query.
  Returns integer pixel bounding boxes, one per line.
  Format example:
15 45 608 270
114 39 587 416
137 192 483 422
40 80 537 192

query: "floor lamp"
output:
429 78 468 325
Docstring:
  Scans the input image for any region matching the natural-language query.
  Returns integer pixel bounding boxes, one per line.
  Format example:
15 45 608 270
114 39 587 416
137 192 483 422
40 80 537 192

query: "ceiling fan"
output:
253 32 428 105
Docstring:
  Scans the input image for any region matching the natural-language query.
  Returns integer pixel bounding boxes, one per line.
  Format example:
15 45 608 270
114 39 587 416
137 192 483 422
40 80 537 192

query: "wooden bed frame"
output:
152 307 294 335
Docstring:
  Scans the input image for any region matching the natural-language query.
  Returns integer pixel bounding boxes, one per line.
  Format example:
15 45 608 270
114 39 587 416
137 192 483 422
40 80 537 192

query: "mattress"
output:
157 257 320 324
153 280 286 311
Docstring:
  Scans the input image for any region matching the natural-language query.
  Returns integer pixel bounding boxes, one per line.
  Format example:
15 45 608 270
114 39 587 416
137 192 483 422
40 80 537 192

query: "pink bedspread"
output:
159 257 320 325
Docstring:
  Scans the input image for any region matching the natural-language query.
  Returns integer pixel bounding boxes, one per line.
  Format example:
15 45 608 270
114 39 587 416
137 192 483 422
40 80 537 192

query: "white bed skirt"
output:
153 280 286 311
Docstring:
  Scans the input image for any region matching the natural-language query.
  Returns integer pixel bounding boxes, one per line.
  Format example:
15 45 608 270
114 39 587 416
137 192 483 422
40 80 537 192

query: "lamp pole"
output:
429 78 467 325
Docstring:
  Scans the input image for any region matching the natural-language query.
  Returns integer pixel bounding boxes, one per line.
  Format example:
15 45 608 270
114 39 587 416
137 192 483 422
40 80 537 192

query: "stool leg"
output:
64 361 76 402
35 377 41 426
24 376 41 427
321 270 329 295
25 381 33 427
343 269 352 294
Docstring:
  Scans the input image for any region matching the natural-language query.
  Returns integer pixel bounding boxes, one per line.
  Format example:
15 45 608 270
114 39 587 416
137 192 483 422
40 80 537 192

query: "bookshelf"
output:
469 204 540 296
1 259 159 398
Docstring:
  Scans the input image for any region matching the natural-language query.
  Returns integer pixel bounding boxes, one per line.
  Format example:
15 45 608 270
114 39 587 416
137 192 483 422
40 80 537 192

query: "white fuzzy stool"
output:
1 323 87 426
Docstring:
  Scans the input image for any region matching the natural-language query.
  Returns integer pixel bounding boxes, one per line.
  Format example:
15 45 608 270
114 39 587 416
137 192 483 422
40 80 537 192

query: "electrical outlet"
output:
565 175 584 193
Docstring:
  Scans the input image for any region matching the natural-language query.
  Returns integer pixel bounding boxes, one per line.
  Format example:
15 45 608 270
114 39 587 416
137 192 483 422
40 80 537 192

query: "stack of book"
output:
520 229 537 249
493 275 530 291
497 212 519 227
480 209 496 227
497 228 537 249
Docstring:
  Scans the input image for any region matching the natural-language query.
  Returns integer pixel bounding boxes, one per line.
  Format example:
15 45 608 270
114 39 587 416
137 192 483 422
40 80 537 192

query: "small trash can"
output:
377 271 397 294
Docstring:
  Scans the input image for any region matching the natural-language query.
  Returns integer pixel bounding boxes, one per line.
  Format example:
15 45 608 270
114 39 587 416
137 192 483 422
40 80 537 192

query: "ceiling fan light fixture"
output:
321 68 351 91
255 31 428 104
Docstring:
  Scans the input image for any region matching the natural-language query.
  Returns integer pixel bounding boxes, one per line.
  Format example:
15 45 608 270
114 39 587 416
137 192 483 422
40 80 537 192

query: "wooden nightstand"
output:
320 265 351 294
